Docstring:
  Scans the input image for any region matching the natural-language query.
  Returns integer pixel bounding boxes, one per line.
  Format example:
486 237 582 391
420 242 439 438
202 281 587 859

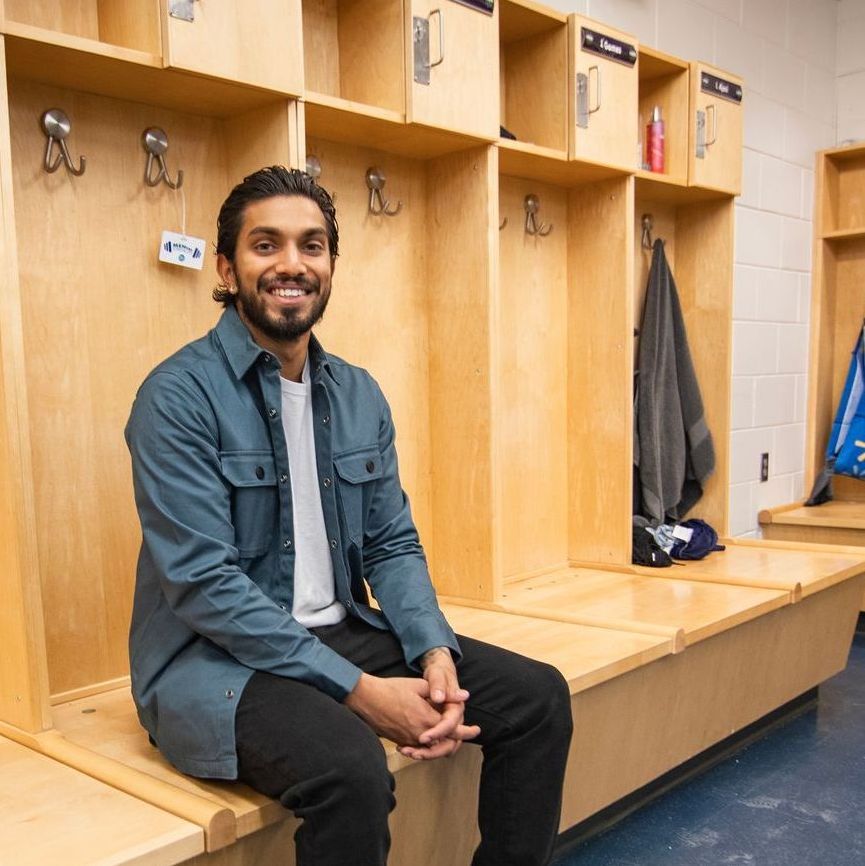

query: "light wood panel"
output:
645 538 865 599
9 81 296 698
306 137 433 557
0 735 204 866
302 0 404 112
405 0 499 139
4 0 99 39
97 0 161 54
0 45 52 733
162 0 304 96
567 176 634 564
560 575 863 828
498 176 569 580
426 146 498 599
499 568 790 647
673 197 733 532
501 24 568 151
569 15 639 170
688 61 742 194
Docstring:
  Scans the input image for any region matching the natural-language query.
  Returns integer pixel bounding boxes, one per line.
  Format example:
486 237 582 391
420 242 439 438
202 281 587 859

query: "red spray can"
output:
646 105 665 173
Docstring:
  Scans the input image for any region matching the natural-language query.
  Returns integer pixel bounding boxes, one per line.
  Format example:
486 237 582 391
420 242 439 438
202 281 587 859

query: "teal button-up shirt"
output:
125 306 460 779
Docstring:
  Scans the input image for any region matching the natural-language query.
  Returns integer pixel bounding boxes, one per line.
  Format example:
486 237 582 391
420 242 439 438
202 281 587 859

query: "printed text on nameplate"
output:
700 72 743 104
580 28 637 67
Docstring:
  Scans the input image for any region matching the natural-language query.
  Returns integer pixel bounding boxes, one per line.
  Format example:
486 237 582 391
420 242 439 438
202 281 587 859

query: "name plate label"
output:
700 72 743 104
450 0 494 15
581 28 637 67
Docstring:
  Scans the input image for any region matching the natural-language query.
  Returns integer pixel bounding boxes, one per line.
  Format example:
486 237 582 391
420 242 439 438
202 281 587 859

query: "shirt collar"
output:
215 305 339 385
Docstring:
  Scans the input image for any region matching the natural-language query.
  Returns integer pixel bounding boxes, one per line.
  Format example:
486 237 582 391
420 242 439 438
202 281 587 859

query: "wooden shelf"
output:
303 91 492 159
3 22 290 117
822 226 865 242
497 137 625 186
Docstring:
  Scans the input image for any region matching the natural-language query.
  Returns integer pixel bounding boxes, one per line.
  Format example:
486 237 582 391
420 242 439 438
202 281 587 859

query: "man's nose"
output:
275 243 306 275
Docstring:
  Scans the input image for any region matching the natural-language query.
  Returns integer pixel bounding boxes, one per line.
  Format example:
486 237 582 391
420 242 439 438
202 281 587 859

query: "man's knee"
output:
524 660 573 741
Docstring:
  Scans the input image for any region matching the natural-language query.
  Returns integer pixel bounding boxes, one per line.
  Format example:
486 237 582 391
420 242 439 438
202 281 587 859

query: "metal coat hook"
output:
499 217 508 230
306 155 322 180
641 213 654 249
142 127 184 189
366 167 402 216
524 194 552 236
41 109 86 176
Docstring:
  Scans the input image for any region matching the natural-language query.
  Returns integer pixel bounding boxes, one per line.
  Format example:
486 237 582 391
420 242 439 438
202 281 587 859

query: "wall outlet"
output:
760 452 769 482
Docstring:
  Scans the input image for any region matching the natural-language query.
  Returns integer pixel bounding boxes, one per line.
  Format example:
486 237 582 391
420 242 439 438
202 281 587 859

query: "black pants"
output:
234 616 573 866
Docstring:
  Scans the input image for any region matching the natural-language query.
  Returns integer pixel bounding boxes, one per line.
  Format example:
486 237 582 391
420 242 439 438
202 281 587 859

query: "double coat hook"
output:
366 167 402 216
142 127 184 189
41 109 86 176
641 213 654 249
524 194 552 236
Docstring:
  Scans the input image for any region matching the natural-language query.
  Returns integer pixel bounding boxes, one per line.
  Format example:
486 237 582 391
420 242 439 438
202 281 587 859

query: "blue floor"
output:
553 625 865 866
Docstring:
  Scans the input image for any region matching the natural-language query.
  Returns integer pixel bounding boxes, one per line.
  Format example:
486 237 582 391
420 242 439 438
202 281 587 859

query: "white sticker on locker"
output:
159 230 206 270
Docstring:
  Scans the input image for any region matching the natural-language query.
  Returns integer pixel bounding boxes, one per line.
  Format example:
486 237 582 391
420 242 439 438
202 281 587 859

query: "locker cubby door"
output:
161 0 304 95
688 62 743 195
568 15 638 171
405 0 499 139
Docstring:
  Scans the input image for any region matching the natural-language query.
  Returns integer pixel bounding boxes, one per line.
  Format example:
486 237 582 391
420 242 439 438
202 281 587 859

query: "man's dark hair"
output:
213 166 339 306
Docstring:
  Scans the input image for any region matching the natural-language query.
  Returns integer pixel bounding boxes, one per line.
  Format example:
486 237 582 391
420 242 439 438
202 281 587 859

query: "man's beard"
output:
237 274 330 342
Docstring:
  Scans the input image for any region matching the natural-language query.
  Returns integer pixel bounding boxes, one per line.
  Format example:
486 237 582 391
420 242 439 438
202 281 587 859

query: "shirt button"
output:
323 476 332 488
322 414 330 424
279 603 287 611
330 539 337 549
268 408 277 418
255 466 265 480
284 539 293 549
225 689 234 699
279 473 288 484
366 460 375 473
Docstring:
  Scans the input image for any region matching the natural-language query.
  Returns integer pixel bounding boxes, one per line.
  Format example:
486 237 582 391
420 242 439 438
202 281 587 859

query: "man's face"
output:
220 195 334 344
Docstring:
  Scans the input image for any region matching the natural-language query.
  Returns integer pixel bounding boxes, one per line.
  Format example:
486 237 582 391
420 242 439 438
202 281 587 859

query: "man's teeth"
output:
272 287 308 297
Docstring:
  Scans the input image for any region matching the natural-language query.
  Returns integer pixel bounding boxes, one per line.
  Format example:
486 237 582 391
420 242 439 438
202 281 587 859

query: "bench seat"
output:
0 735 203 866
11 562 865 866
487 567 792 651
760 500 865 610
42 604 671 862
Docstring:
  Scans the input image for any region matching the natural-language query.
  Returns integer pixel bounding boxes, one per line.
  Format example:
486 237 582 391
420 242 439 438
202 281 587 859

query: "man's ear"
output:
216 253 235 291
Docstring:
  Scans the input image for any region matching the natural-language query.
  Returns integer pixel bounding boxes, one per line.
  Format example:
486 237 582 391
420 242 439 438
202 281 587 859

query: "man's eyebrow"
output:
246 226 327 238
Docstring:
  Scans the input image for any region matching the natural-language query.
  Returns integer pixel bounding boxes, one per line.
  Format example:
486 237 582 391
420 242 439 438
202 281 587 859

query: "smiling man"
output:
125 166 572 866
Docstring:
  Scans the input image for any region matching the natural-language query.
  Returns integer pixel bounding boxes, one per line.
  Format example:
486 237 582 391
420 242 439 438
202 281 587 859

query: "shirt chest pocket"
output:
333 446 383 544
220 451 278 558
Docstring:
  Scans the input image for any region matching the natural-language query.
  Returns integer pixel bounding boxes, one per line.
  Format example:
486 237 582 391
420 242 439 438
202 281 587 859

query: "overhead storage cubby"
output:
688 61 743 194
499 0 568 154
301 0 404 114
637 46 689 184
568 14 638 172
2 0 161 54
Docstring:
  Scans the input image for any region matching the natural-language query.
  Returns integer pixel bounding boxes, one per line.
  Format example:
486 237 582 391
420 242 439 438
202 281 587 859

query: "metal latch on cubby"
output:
576 68 600 129
168 0 195 22
694 106 717 159
413 10 444 85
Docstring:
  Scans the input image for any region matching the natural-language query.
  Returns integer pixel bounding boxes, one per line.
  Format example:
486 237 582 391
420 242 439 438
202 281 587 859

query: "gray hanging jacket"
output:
635 239 715 522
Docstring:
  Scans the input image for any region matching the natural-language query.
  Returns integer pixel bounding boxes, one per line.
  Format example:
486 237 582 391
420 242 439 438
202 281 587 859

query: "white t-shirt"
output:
280 359 347 628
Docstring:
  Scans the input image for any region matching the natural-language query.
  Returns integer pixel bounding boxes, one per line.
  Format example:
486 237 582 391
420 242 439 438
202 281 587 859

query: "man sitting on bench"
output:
125 166 572 866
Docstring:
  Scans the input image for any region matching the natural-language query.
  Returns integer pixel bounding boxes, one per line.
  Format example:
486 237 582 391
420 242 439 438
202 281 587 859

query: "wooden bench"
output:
760 500 865 610
6 555 864 865
0 735 203 866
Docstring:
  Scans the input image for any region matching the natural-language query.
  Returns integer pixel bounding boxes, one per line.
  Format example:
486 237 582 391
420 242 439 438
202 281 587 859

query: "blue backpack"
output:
806 322 865 504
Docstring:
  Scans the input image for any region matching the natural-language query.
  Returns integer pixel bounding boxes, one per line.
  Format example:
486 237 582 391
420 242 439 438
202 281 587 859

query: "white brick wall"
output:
541 0 861 536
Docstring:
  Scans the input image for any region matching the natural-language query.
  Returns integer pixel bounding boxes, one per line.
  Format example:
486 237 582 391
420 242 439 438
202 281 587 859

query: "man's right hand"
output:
344 673 479 758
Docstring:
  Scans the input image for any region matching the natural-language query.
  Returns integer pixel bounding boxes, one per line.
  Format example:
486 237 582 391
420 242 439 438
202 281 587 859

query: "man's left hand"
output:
397 647 480 761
